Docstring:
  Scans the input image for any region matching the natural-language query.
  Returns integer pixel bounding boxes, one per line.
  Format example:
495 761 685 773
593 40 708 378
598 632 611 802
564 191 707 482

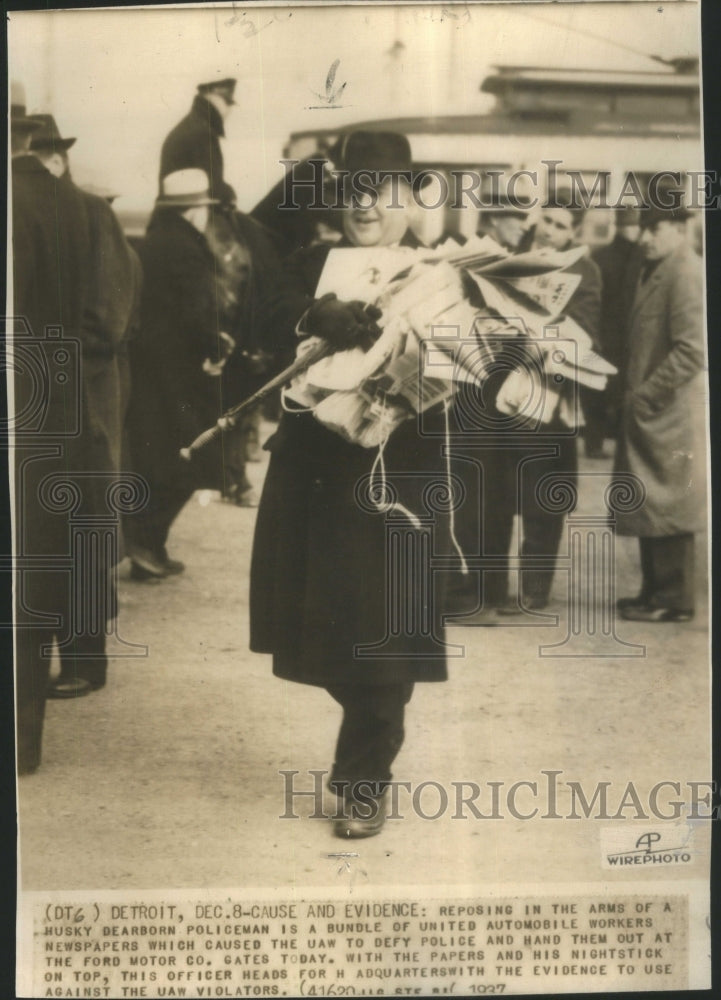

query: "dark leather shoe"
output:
129 546 168 578
130 561 166 582
617 594 648 611
47 677 93 699
619 605 694 623
162 556 185 575
497 596 548 615
334 793 387 839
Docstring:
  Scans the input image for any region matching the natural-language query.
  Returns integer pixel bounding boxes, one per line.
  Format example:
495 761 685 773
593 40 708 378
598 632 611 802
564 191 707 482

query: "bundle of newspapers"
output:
285 235 616 448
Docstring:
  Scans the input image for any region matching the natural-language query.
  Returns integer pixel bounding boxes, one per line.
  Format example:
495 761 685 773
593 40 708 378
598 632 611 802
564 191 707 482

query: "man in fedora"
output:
20 111 142 700
160 78 238 206
613 204 705 622
27 112 76 178
250 131 449 838
11 84 111 765
124 169 236 578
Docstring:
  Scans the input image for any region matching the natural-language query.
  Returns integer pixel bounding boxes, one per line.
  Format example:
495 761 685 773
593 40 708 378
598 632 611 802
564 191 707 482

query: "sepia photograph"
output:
6 0 713 995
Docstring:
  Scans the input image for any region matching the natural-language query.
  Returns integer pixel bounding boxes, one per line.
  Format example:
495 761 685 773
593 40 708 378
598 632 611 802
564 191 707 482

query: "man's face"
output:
185 204 209 234
342 178 411 247
206 90 233 121
639 220 685 261
533 208 578 251
488 214 526 251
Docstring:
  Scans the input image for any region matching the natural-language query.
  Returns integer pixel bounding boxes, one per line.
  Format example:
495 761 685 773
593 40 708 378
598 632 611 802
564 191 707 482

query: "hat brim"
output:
323 169 433 200
156 193 220 208
30 137 76 152
11 117 44 132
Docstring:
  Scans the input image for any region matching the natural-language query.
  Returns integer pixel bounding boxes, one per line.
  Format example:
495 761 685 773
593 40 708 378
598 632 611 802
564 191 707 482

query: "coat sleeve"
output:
634 255 705 406
564 254 602 348
81 194 141 356
166 243 221 361
254 245 326 356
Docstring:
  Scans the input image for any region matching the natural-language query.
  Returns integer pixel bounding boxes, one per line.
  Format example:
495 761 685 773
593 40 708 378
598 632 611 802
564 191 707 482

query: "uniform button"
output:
313 478 323 491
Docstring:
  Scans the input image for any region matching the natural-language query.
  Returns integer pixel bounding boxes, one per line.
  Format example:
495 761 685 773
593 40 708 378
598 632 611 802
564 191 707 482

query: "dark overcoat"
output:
126 208 228 493
592 234 643 368
249 236 451 687
12 156 137 631
13 156 140 551
12 155 94 559
159 96 235 204
613 244 706 537
81 189 143 476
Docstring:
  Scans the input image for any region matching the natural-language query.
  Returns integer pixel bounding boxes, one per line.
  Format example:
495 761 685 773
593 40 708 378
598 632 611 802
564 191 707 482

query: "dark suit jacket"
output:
159 96 235 204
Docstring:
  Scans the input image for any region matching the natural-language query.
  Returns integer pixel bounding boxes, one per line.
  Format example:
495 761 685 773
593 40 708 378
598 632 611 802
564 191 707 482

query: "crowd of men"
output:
11 78 706 840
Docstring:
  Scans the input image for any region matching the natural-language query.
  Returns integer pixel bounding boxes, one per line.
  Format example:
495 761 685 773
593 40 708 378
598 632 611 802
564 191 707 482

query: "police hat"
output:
197 78 237 105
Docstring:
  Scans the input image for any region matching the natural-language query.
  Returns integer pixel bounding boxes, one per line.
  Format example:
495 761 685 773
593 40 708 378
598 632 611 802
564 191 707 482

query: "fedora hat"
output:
10 81 42 133
328 130 431 188
157 169 219 208
28 114 76 151
197 77 237 105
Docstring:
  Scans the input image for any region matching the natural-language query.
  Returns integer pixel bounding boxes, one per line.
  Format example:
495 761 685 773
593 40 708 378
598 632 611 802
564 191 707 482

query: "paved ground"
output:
18 427 710 891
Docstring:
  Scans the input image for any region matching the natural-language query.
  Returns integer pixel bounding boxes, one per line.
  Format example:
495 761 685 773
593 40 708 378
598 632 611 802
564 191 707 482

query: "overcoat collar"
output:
12 153 49 175
147 205 213 253
631 242 689 314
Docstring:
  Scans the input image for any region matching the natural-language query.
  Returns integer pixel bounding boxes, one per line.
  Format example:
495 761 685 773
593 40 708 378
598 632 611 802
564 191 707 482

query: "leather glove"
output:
304 293 382 352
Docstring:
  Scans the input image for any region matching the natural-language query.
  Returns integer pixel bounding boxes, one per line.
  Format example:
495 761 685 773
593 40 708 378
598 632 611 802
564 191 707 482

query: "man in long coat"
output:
27 113 143 696
613 206 705 622
11 87 138 770
250 132 449 838
124 168 233 576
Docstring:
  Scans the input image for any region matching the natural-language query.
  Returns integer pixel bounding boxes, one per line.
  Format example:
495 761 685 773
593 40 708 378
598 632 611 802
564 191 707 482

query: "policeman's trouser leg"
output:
326 682 414 796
